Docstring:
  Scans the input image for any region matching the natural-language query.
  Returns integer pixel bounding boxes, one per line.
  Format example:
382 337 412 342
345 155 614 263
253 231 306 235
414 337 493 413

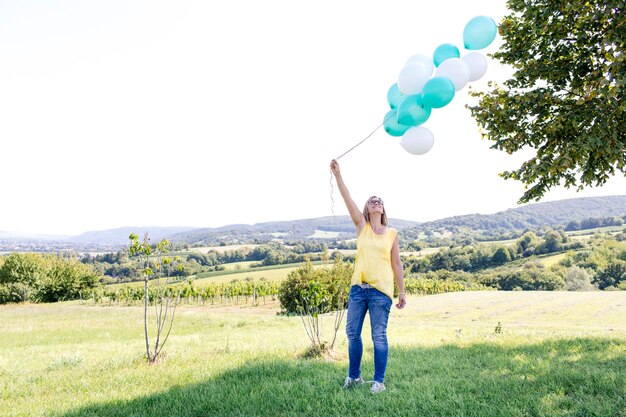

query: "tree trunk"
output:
144 276 151 362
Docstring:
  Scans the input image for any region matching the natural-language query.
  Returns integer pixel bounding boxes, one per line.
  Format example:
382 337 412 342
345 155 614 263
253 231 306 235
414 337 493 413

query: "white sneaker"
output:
370 381 386 394
342 376 364 388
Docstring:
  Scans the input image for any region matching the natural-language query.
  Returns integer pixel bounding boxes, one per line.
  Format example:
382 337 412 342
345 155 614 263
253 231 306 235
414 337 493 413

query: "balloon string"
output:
330 170 335 216
330 111 395 215
335 111 395 160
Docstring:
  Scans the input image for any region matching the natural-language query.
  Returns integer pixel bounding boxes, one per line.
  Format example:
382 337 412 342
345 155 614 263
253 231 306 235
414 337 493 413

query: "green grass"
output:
1 291 625 417
191 265 301 285
536 252 569 267
477 238 519 246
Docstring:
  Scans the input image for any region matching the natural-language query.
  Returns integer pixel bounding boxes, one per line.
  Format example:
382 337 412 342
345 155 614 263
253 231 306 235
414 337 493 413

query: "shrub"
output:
564 266 594 291
593 260 626 290
31 257 100 303
278 257 352 315
484 262 565 291
0 253 45 286
0 283 31 304
0 253 100 304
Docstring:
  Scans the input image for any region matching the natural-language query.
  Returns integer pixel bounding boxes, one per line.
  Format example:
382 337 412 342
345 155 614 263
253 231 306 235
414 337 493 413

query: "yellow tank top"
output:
351 223 397 299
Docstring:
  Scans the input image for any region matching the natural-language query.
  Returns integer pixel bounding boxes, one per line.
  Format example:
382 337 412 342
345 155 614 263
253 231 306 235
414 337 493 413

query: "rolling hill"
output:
3 195 625 247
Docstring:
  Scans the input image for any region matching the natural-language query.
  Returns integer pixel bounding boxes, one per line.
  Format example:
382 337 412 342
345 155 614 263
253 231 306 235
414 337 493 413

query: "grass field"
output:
537 252 569 267
2 291 625 417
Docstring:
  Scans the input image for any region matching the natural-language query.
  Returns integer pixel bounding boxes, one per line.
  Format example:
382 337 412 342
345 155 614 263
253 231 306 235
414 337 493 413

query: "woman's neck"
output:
369 214 384 230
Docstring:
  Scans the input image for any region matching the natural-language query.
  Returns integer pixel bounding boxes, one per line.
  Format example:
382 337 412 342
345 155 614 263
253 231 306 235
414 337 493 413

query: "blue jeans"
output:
346 285 392 383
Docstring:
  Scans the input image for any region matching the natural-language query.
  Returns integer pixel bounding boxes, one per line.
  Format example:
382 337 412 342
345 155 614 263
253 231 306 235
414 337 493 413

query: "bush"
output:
0 253 45 286
564 266 594 291
278 257 352 315
0 253 100 304
482 262 565 291
31 257 100 303
0 283 31 304
593 260 626 290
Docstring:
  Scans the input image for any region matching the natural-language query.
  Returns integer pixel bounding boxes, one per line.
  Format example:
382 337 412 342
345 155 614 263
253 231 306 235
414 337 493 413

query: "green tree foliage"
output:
32 257 99 303
594 260 626 289
0 253 44 287
278 257 352 315
469 0 625 203
0 253 99 304
516 231 540 256
536 229 564 254
482 262 565 291
564 266 594 291
565 216 624 231
492 247 512 265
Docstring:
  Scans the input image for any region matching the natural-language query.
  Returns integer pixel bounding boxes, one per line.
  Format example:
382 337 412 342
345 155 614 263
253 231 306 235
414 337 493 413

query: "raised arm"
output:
330 159 365 231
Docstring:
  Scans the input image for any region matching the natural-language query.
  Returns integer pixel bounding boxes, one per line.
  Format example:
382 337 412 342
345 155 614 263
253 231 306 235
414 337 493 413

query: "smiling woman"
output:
330 158 407 394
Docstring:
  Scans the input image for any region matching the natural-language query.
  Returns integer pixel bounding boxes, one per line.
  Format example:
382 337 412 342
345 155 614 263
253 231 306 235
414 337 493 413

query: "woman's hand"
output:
330 159 340 177
396 293 406 309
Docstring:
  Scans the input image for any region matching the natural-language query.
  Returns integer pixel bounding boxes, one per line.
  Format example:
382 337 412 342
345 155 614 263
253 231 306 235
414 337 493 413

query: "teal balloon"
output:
387 83 403 109
396 95 431 127
463 16 497 50
433 43 460 67
383 110 410 137
422 77 455 108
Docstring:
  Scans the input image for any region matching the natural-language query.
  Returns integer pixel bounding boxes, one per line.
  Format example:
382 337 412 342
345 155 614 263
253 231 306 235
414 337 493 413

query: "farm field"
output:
105 262 331 290
1 291 625 417
188 244 260 254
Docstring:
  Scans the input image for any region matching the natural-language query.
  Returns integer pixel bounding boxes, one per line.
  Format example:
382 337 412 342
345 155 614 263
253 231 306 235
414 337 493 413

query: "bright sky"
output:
1 0 625 236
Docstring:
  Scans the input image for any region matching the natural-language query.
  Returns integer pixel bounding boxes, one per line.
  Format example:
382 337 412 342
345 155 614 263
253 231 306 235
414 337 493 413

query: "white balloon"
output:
397 62 430 95
462 52 488 82
435 58 470 91
400 126 434 155
406 53 434 77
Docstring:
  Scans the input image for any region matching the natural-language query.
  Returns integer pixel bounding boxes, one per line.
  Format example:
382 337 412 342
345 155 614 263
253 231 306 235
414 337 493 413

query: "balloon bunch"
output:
384 16 498 155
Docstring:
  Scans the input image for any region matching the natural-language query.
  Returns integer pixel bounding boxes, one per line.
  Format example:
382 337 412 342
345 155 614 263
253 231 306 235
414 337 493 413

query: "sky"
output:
1 0 625 236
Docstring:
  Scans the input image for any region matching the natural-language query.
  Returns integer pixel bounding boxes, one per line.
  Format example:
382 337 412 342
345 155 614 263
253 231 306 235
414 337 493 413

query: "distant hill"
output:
3 195 625 247
168 216 421 245
70 227 199 245
0 231 70 241
416 195 626 233
170 195 626 245
171 195 626 245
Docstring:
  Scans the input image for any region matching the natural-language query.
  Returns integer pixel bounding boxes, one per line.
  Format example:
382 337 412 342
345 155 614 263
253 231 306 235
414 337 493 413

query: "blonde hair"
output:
362 196 388 226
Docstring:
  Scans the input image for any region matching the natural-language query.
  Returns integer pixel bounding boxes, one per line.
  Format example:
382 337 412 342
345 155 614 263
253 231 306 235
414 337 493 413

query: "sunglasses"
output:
369 199 384 206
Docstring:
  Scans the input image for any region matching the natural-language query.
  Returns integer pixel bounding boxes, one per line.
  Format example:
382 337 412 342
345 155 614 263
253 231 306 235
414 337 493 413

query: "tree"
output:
0 253 44 287
536 229 564 254
278 256 352 357
32 257 99 303
564 266 594 291
495 262 564 290
128 233 183 363
492 246 512 265
516 231 540 256
594 260 626 289
469 0 625 203
565 220 581 232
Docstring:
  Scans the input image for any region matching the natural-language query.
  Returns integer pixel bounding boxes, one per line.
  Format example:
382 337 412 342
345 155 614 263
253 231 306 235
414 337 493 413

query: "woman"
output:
330 159 406 394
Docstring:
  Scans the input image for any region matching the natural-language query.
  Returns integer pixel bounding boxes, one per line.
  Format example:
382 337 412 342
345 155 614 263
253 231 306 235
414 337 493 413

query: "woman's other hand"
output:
396 294 406 309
